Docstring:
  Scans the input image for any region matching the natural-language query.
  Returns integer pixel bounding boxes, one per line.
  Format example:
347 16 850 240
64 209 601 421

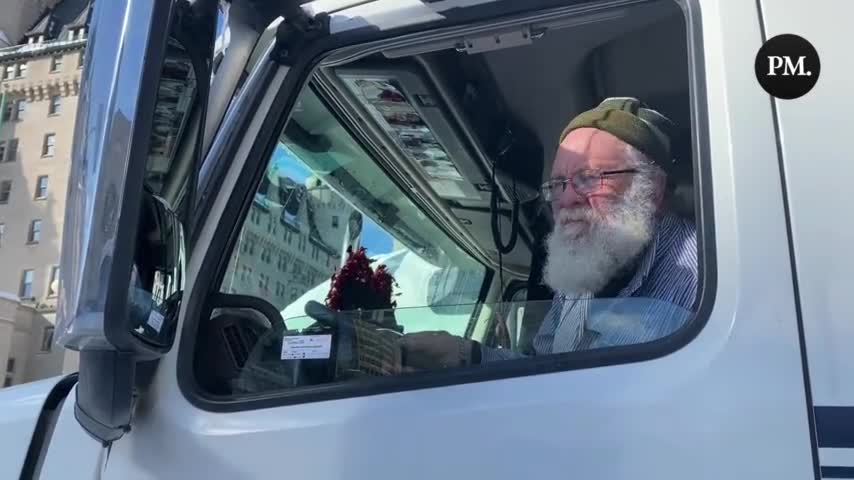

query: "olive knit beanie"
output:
559 97 678 173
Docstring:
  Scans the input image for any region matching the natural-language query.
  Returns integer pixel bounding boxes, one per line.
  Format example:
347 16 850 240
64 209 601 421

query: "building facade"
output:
0 2 88 388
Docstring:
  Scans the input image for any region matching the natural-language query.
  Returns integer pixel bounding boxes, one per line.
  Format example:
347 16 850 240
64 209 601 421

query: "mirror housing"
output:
56 0 189 356
53 0 215 444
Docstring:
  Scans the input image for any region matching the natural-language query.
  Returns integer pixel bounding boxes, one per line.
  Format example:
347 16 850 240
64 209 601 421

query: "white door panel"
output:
760 0 854 407
104 0 815 478
40 387 106 480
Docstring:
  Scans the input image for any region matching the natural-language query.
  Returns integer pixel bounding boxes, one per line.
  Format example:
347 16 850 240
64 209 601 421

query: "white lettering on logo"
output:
767 55 810 76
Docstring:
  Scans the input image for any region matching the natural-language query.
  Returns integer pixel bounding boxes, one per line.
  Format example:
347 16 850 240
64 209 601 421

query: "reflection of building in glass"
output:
146 40 196 194
223 174 355 311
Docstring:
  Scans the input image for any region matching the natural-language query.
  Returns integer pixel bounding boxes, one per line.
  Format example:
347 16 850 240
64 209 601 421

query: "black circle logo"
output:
755 34 820 99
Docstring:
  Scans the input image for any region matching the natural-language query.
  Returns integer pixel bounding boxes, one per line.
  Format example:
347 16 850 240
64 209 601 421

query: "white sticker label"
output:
147 310 164 333
281 335 332 360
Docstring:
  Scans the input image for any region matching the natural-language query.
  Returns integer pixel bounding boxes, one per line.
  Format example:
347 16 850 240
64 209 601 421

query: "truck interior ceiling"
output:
193 0 696 396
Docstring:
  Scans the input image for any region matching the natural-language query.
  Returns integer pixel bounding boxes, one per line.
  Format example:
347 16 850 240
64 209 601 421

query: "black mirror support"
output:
75 351 136 444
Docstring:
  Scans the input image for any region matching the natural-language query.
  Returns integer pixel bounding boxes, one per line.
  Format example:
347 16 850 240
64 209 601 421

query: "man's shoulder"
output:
642 212 699 308
657 212 698 265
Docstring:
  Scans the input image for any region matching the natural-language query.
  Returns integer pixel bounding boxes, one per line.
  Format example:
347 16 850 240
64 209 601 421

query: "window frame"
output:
50 55 63 73
0 180 11 204
42 133 56 157
48 95 62 115
177 0 717 412
40 326 55 352
3 138 17 163
35 175 49 200
2 64 14 80
28 219 42 244
14 99 25 121
20 269 34 298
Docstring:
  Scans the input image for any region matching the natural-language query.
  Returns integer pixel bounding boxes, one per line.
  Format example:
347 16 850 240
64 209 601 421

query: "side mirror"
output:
54 0 216 443
127 191 185 349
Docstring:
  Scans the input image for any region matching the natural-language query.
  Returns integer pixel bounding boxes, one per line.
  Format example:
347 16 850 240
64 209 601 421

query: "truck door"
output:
759 1 854 478
63 0 819 479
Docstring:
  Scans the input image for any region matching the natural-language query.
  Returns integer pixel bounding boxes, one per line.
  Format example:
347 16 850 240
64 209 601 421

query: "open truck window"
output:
191 0 710 401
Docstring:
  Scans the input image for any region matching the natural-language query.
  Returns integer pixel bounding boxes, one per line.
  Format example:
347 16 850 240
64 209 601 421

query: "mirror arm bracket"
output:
272 7 330 66
74 351 137 445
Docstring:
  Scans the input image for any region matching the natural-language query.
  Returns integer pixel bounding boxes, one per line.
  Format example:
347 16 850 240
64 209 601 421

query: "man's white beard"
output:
543 176 658 296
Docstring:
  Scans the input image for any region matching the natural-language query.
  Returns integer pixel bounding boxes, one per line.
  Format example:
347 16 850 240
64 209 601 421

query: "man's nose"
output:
554 181 587 210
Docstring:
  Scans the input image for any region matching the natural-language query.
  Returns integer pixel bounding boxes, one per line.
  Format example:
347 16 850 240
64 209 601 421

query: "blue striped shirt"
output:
482 212 698 361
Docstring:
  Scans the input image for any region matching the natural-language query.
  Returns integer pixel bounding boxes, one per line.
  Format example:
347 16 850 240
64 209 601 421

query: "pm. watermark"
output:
755 34 820 99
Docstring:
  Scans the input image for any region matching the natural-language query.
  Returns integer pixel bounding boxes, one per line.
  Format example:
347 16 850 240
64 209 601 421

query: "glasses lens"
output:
573 170 599 195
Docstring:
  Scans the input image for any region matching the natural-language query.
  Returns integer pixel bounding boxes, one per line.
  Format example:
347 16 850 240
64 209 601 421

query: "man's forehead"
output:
551 128 630 174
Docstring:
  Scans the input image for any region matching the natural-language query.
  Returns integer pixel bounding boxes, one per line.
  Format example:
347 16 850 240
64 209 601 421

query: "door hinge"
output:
456 26 543 55
273 9 331 66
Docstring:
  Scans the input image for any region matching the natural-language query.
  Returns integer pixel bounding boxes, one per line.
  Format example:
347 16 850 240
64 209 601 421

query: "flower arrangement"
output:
325 247 400 331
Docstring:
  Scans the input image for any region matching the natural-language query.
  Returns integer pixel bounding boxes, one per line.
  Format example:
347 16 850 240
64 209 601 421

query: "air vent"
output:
222 324 250 369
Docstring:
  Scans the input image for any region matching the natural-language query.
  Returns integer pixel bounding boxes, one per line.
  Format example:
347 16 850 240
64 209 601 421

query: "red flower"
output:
325 246 397 312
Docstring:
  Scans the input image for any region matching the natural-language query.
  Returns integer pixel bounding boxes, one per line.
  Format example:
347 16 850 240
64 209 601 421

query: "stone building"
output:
0 0 88 388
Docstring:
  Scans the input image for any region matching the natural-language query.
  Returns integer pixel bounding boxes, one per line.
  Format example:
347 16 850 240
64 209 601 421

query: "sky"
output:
272 145 393 256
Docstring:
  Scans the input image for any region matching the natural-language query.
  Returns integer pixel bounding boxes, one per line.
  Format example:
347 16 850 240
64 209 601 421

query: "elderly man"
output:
399 97 698 369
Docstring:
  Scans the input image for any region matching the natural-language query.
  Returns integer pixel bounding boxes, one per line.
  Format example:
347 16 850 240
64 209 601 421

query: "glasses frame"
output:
540 168 641 201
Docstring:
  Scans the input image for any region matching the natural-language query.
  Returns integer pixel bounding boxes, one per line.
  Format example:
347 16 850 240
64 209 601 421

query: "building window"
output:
47 266 59 297
20 270 33 298
2 138 17 163
28 219 42 244
42 133 56 157
40 326 55 352
4 100 25 121
0 180 11 204
5 357 14 386
332 216 339 228
50 55 63 72
1 63 26 79
35 176 48 199
78 51 85 68
14 99 25 121
49 95 61 115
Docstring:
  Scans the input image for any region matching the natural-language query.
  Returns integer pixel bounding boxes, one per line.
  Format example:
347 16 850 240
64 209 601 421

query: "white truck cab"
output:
1 0 852 478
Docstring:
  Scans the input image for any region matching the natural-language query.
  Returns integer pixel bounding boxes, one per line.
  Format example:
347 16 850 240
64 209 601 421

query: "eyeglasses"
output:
540 168 640 201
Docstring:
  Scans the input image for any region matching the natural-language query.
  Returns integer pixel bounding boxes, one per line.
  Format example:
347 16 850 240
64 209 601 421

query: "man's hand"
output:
397 331 478 372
